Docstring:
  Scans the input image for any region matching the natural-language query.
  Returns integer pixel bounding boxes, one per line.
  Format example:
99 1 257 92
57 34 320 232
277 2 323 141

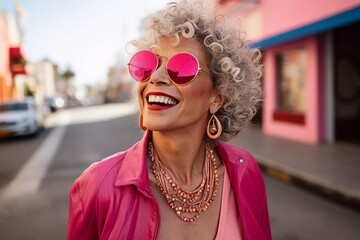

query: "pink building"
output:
0 10 27 102
220 0 360 144
0 13 13 101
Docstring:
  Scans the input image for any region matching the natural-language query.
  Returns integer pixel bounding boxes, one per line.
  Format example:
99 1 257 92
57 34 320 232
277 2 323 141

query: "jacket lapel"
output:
215 142 249 239
114 131 153 198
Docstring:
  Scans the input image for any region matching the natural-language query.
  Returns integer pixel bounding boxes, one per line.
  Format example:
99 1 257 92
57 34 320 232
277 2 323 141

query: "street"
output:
0 103 359 240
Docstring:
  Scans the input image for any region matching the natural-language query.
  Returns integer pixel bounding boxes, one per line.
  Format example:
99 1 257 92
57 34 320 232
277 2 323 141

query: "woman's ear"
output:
210 92 224 113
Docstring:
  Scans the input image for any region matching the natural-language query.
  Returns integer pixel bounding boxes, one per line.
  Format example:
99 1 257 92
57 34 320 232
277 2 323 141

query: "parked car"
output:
0 100 44 138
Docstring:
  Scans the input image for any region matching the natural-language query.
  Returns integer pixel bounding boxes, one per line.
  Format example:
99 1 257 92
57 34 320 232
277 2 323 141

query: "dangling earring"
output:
207 113 222 139
139 113 147 131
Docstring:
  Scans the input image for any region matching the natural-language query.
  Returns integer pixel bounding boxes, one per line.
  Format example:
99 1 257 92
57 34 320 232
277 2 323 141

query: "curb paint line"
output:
256 161 360 212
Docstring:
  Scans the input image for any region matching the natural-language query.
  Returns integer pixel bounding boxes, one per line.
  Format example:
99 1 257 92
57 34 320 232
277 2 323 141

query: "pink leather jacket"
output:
68 132 272 240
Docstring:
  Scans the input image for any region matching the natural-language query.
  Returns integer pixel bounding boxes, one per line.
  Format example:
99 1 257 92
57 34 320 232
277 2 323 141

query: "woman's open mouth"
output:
146 93 179 110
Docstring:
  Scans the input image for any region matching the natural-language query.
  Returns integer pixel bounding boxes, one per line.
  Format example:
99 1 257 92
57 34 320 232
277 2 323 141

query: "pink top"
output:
216 167 243 240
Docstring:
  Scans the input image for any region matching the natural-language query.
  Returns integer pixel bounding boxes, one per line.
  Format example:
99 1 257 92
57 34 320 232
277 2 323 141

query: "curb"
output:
255 155 360 212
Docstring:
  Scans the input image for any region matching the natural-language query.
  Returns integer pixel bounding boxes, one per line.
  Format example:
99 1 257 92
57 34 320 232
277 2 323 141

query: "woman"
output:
68 1 271 239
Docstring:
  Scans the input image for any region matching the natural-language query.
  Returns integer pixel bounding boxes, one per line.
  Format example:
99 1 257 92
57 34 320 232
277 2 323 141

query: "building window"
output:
274 48 307 124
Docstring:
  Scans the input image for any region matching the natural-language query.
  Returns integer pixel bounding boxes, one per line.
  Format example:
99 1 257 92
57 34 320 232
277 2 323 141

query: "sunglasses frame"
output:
128 50 209 85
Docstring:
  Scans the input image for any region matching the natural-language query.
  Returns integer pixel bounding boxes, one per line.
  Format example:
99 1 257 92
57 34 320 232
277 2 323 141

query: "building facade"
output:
220 0 360 144
0 10 27 102
27 59 58 105
0 12 14 101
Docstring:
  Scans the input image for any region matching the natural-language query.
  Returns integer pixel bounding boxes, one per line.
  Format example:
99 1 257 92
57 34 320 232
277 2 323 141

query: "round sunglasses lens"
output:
128 51 157 81
167 53 199 84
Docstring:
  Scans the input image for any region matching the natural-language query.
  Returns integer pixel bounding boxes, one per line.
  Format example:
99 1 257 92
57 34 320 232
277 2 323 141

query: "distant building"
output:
219 0 360 144
27 59 58 105
105 66 121 103
105 64 134 103
0 12 13 101
0 10 27 102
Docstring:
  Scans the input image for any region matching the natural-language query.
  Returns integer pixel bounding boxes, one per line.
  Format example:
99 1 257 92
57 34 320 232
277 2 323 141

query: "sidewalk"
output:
230 126 360 211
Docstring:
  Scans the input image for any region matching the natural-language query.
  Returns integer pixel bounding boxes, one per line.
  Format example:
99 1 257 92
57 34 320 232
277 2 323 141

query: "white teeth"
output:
147 95 177 105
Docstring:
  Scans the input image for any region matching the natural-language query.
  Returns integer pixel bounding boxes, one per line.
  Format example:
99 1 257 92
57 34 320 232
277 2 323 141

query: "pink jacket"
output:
68 132 272 240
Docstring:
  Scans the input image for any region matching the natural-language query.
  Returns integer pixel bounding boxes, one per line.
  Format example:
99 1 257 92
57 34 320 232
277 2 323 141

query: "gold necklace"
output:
148 141 219 222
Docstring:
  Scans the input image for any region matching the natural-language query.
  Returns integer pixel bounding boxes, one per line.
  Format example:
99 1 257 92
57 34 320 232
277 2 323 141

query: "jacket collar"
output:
114 131 152 197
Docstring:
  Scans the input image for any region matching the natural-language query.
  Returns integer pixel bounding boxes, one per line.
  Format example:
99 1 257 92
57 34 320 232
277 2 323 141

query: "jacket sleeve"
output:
257 168 272 240
67 180 97 240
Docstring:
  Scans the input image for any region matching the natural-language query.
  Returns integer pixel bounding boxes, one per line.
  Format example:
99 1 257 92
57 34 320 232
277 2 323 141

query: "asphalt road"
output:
0 103 359 240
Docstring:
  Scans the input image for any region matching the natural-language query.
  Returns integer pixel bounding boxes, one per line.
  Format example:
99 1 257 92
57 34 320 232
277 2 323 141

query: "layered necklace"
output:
148 141 219 222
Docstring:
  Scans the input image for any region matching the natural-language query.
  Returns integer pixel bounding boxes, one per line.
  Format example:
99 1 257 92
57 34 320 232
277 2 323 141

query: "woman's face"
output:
137 37 221 133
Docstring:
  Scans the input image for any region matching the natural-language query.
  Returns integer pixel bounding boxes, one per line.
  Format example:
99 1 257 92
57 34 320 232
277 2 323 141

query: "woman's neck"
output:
151 128 207 188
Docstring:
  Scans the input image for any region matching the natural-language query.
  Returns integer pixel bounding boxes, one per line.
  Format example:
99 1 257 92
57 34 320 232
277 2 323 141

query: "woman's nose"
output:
149 59 172 86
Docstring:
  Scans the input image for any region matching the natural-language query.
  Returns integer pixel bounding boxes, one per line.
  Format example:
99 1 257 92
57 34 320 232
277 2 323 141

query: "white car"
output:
0 100 44 138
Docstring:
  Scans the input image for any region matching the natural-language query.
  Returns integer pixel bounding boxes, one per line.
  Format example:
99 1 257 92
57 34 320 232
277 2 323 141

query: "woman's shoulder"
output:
217 142 267 198
216 141 264 184
72 151 128 194
83 152 126 176
215 141 257 166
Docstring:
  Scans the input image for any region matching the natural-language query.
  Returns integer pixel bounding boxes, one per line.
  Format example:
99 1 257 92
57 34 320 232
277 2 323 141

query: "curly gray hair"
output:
130 0 262 141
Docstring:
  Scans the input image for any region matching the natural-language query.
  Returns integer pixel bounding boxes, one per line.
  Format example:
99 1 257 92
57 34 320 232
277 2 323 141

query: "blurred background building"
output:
104 59 134 103
0 5 68 108
219 0 360 145
1 3 134 111
0 6 27 102
26 59 57 104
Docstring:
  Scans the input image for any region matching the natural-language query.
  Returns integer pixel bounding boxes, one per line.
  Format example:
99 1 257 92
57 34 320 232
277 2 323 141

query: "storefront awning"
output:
9 47 27 75
252 6 360 49
9 47 23 57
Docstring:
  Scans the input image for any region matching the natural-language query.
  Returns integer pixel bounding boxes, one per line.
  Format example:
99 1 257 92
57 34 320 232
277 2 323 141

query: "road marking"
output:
0 103 139 203
0 111 71 202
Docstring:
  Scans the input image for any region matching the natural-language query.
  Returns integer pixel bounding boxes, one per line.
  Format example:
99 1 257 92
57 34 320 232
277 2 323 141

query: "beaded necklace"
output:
148 141 219 222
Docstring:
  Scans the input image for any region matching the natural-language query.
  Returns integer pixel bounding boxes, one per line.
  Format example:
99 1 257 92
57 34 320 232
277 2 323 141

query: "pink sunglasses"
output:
128 50 208 85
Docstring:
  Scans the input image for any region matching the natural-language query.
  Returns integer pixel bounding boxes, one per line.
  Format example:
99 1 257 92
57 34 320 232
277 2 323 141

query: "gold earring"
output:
207 113 222 139
139 113 147 131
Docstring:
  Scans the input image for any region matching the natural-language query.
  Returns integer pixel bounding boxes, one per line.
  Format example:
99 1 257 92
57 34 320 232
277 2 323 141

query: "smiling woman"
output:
67 1 271 240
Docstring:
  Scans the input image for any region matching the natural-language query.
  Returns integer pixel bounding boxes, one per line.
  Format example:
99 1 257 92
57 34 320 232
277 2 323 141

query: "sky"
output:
1 0 173 87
